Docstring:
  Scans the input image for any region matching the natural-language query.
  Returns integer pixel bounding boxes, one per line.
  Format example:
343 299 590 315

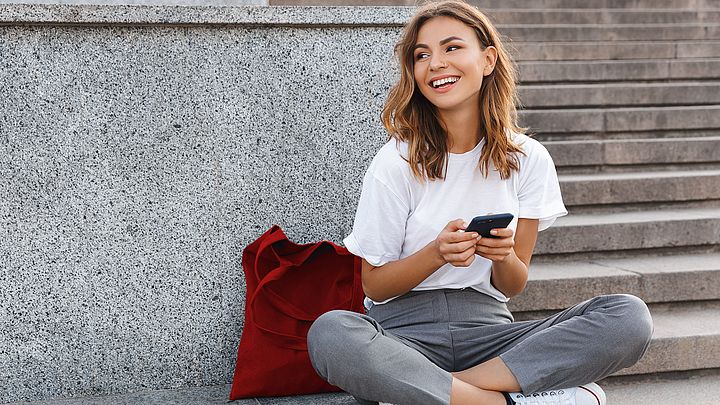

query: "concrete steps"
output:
273 0 720 8
518 58 720 83
520 105 720 134
513 41 720 60
558 170 720 206
520 82 720 107
534 207 720 255
546 137 720 167
501 24 720 42
510 252 720 312
486 9 720 24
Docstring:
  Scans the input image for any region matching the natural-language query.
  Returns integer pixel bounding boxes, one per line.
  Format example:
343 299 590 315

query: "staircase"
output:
276 0 720 403
490 0 720 403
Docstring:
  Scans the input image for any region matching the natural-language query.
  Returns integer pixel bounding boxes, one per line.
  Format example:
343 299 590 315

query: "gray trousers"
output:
307 288 653 405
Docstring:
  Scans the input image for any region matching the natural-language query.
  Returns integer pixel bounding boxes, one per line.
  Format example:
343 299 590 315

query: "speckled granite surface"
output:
0 4 413 25
0 7 404 402
0 0 267 6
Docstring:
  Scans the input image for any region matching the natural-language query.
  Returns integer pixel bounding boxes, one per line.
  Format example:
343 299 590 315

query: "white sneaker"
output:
507 382 606 405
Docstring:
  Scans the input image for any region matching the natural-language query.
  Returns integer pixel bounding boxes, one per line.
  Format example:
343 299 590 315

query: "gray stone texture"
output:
520 82 720 107
518 59 720 83
277 0 720 8
545 137 720 167
559 170 720 206
1 0 267 5
509 252 720 312
534 208 720 254
520 106 720 134
0 8 403 403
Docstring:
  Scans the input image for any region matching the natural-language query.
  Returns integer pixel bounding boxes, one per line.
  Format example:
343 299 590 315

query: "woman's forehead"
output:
416 16 477 45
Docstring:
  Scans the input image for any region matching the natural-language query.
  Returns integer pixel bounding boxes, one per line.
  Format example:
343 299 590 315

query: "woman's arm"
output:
362 219 481 302
475 218 539 298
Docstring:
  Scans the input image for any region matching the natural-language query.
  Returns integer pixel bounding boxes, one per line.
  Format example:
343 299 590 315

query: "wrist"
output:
430 239 447 267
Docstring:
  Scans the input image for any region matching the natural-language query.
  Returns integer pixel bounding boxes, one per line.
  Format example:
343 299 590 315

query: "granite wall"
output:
0 5 413 402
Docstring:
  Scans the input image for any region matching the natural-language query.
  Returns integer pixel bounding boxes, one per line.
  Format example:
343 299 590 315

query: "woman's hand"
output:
475 228 515 263
434 219 480 267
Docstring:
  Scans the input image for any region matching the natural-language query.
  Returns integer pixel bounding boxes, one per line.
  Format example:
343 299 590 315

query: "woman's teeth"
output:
432 77 459 88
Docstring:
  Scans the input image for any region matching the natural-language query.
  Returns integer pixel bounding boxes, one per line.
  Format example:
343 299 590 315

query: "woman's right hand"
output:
434 219 480 267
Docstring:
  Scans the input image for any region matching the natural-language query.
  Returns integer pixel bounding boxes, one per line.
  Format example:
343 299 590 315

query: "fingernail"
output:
471 233 478 238
490 230 498 235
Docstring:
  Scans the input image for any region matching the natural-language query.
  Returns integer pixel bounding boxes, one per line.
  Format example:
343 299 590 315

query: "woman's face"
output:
413 16 496 113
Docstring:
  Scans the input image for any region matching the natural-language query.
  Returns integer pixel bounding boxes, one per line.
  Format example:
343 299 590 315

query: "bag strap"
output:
247 248 363 350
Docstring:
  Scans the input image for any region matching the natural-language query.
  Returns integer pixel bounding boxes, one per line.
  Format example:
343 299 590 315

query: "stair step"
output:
558 170 720 206
534 208 720 255
501 23 720 42
470 0 720 9
545 136 720 167
518 58 720 83
520 82 720 108
602 369 720 405
517 300 720 377
509 252 720 312
514 40 720 61
619 301 720 376
520 105 720 134
487 9 720 25
14 370 720 404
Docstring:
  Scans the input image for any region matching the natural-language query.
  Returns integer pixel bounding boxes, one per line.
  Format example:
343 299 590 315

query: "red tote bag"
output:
230 225 365 399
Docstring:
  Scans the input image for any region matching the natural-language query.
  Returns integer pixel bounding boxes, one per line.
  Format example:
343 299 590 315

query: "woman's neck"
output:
438 107 482 154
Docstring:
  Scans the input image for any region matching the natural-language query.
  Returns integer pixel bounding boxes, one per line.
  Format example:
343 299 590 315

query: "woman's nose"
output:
429 55 448 71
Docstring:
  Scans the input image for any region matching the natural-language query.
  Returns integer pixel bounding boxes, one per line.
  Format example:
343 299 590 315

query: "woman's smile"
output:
429 75 460 93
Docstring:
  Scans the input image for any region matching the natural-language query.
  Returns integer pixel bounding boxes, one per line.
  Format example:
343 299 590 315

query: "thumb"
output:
444 218 466 232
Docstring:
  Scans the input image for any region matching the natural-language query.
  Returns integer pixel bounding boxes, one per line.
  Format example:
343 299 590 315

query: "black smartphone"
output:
465 213 514 238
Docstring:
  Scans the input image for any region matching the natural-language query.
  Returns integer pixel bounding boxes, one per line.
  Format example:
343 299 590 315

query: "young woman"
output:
307 2 653 404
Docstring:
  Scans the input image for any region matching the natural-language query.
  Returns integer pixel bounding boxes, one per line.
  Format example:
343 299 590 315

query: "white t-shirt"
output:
343 132 567 310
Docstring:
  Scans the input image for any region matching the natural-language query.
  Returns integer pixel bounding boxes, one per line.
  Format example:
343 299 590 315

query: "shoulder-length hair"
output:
381 0 525 181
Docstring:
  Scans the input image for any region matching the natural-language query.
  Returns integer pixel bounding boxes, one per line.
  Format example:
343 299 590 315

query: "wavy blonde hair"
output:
381 0 525 180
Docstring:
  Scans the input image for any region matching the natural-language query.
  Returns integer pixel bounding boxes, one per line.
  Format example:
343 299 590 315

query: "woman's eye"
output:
447 45 460 52
416 53 429 60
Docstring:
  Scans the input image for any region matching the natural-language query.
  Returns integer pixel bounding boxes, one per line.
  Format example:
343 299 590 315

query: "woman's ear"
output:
482 46 498 76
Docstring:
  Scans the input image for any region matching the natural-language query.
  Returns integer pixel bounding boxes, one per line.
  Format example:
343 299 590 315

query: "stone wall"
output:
0 4 413 402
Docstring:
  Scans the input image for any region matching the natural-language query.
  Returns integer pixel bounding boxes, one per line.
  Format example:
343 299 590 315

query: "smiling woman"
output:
306 2 653 405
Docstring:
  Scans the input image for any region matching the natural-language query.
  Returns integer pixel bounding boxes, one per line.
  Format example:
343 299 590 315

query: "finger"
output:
449 229 480 243
489 228 514 238
447 248 476 264
476 236 514 248
475 245 513 257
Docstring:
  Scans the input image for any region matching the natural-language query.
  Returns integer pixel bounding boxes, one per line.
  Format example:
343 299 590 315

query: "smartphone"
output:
465 213 514 238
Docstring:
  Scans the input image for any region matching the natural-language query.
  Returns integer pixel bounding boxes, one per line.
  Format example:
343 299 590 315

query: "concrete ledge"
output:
518 59 720 83
0 3 413 26
510 252 720 312
520 82 720 107
535 208 720 254
558 170 720 206
521 106 720 133
544 137 720 167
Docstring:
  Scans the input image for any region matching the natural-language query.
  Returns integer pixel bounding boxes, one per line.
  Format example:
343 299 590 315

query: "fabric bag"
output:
230 225 364 399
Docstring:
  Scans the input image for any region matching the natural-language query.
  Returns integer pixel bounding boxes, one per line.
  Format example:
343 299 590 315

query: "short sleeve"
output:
343 161 410 267
517 139 568 231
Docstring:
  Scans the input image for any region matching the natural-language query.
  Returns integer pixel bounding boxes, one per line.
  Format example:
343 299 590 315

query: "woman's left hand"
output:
475 228 515 263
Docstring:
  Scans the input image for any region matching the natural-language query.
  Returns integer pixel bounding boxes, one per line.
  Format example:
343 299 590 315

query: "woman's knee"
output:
608 294 654 359
307 310 368 376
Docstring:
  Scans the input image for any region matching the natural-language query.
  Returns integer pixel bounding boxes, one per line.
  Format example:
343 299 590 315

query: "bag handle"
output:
247 247 363 350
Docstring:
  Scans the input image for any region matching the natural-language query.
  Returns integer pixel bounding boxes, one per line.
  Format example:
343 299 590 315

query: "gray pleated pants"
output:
306 288 653 405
